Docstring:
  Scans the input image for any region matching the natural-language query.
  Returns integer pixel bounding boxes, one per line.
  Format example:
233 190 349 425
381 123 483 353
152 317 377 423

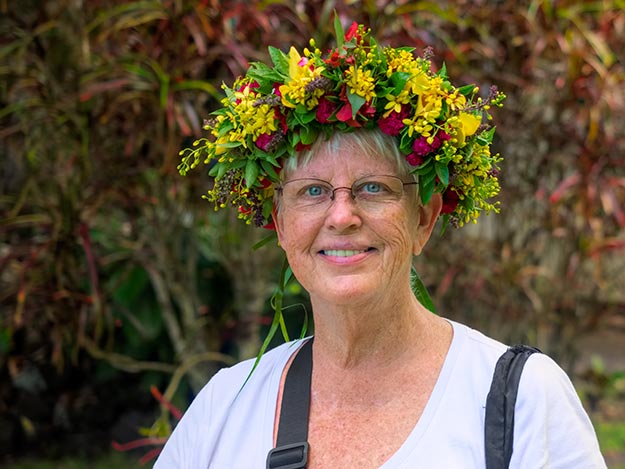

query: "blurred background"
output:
1 0 624 467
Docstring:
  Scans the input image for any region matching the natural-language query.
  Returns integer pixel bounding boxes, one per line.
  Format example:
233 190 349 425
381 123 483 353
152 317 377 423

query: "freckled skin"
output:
272 136 449 468
274 143 423 310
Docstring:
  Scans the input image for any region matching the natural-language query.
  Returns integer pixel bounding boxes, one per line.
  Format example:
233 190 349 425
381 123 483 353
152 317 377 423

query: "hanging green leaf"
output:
411 266 437 314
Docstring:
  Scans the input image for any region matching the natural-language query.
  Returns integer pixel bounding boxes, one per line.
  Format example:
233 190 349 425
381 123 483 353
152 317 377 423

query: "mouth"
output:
320 247 376 257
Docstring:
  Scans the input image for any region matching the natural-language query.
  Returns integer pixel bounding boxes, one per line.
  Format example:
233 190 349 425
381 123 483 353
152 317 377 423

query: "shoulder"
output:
511 353 606 467
447 320 509 379
210 339 305 392
154 338 308 469
448 321 605 467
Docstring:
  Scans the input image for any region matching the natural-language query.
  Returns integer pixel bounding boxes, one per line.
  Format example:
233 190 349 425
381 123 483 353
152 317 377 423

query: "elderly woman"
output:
155 22 605 468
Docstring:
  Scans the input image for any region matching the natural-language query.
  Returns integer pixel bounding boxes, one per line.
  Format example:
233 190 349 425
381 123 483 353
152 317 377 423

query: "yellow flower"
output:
345 65 376 101
445 90 467 110
385 49 419 76
279 47 326 109
454 112 481 146
383 90 410 117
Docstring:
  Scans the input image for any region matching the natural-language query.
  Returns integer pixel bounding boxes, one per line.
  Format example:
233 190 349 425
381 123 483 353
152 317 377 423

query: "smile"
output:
321 248 374 257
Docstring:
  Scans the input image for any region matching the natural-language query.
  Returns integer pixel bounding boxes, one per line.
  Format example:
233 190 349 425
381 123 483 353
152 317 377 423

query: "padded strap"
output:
484 344 541 469
266 338 313 469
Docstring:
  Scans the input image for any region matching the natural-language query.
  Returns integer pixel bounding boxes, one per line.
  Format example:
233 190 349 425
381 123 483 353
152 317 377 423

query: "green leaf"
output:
413 162 435 176
439 215 449 235
420 175 435 205
231 159 247 169
214 141 240 150
244 160 259 188
334 13 344 50
411 266 437 314
390 71 411 94
252 231 278 250
435 162 449 186
248 62 284 87
268 46 289 77
347 91 366 119
240 256 292 391
476 126 496 145
458 84 476 96
299 109 317 124
436 62 448 80
260 159 280 180
300 126 318 145
399 131 414 154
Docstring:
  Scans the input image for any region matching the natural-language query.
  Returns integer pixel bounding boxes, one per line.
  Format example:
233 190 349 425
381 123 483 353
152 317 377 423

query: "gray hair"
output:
280 128 413 179
274 128 419 210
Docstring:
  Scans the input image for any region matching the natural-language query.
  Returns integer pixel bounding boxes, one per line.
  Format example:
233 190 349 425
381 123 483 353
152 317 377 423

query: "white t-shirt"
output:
154 321 606 468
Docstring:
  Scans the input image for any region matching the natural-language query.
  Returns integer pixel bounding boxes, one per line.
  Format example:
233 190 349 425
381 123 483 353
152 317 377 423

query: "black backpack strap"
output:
266 337 313 469
485 344 541 469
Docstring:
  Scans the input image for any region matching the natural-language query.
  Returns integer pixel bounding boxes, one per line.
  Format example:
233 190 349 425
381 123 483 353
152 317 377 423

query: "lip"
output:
318 246 377 264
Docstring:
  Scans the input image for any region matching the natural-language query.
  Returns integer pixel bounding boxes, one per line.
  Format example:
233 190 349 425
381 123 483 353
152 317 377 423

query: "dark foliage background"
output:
1 0 623 464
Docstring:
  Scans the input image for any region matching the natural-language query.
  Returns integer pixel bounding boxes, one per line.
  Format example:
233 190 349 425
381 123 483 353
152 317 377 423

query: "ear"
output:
271 205 285 247
412 193 442 256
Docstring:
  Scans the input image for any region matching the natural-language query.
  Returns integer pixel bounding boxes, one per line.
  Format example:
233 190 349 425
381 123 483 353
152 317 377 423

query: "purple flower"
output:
412 137 432 157
379 106 409 136
431 131 450 150
406 153 424 167
255 133 273 151
316 97 337 123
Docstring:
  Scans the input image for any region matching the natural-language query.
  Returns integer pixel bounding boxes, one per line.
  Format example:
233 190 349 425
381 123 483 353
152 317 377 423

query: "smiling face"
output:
273 131 441 308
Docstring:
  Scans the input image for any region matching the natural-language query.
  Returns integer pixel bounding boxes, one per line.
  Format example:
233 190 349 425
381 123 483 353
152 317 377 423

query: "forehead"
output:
284 131 405 181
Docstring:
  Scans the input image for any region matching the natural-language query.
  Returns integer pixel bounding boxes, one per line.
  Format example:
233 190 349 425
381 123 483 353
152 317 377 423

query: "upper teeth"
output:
323 249 366 257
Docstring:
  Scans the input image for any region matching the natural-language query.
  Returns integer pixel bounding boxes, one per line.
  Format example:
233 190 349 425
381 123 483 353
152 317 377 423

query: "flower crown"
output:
179 20 505 229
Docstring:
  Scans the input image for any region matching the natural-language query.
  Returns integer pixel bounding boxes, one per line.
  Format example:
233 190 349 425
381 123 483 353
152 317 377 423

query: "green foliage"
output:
596 420 625 455
1 0 624 461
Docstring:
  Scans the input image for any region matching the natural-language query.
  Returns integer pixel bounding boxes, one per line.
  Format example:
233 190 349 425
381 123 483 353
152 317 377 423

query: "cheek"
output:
378 206 419 249
276 209 312 252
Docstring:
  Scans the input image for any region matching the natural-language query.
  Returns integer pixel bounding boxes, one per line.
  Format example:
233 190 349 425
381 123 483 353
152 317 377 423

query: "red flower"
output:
406 153 424 167
258 177 272 189
335 103 362 127
441 188 460 214
316 97 337 123
263 219 276 230
255 133 273 151
412 137 432 157
345 22 361 43
379 107 409 136
360 101 376 119
431 130 450 150
324 49 342 67
295 141 311 152
336 101 354 121
275 109 288 133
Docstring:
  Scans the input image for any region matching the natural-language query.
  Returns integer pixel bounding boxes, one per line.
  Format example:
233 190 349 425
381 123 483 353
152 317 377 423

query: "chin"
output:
309 275 384 306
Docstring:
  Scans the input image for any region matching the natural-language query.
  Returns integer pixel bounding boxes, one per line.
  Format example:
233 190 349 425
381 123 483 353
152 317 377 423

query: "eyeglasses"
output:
276 175 418 212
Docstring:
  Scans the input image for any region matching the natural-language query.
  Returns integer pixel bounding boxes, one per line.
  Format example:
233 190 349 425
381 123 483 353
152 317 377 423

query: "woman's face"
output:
273 137 439 307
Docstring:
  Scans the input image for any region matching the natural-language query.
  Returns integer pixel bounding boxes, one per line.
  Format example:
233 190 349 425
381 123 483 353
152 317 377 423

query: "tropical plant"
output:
1 0 623 462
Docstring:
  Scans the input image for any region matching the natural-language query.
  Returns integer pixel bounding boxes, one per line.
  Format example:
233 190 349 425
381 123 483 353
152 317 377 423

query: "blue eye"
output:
362 182 382 193
303 185 325 197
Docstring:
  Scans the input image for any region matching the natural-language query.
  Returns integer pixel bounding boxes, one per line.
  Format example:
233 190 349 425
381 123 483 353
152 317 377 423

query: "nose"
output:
330 186 355 201
324 188 362 231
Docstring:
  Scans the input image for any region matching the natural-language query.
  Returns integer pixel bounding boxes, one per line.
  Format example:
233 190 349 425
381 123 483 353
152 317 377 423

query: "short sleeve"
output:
153 371 219 469
510 353 607 468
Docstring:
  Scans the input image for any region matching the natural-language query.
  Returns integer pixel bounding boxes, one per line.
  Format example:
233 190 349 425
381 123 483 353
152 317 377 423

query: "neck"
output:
310 287 442 370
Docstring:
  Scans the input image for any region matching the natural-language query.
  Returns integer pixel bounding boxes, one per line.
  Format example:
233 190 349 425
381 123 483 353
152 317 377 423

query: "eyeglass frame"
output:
274 174 419 211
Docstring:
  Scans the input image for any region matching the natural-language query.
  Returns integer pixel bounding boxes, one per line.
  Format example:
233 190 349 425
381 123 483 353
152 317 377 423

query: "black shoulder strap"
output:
484 344 541 469
266 338 313 469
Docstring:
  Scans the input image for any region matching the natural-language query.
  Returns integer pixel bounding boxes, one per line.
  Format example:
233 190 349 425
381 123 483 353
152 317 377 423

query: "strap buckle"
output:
266 442 309 469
